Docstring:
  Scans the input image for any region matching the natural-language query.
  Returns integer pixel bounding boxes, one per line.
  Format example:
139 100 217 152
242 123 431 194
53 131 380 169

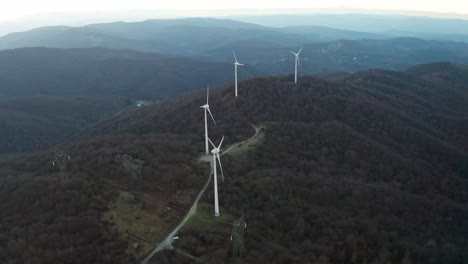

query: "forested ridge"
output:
0 63 467 263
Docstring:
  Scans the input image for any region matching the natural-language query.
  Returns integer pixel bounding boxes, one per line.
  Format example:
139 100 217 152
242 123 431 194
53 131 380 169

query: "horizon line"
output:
2 7 468 22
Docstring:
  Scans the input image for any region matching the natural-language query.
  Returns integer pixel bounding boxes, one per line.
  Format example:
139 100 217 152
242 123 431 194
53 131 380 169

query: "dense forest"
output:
0 62 467 263
0 173 129 263
143 65 468 263
0 96 130 153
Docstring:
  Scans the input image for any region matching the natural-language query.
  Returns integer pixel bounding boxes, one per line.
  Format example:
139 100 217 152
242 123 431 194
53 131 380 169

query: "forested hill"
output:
0 63 467 263
408 62 468 89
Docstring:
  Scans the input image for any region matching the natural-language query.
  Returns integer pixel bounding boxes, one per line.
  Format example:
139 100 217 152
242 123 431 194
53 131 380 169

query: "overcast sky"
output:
2 0 468 21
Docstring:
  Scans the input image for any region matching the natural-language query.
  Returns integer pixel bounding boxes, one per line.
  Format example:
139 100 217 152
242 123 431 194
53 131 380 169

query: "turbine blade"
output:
297 57 301 67
208 138 216 149
207 108 216 126
290 51 296 55
218 135 225 148
298 47 303 54
232 50 238 63
206 86 209 104
217 154 225 182
238 63 245 66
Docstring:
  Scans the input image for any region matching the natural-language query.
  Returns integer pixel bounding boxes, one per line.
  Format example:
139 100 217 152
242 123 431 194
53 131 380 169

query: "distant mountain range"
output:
3 16 468 56
0 18 389 55
1 18 468 77
1 36 468 101
231 14 468 41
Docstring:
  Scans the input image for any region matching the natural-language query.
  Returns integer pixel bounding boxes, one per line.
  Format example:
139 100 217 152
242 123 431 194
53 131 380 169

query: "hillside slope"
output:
0 96 130 153
0 63 467 263
408 62 468 89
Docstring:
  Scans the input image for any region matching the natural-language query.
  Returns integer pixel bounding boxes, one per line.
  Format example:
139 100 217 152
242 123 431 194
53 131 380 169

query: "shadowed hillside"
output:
0 96 130 153
0 47 256 99
0 63 467 263
408 62 468 89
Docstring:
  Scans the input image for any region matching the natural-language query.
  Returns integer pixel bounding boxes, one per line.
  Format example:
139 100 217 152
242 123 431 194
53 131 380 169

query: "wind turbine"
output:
209 136 225 217
200 87 216 155
233 51 244 97
291 48 302 84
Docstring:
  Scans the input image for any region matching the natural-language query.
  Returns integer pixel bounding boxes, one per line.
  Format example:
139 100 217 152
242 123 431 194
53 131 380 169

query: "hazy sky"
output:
2 0 468 21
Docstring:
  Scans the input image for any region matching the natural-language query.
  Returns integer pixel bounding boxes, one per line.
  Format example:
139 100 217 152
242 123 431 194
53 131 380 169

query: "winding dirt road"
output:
140 124 260 264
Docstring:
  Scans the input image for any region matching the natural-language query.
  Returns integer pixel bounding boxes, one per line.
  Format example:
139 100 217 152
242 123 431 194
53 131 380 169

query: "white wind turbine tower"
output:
291 48 303 84
200 87 216 155
209 136 225 217
232 51 244 97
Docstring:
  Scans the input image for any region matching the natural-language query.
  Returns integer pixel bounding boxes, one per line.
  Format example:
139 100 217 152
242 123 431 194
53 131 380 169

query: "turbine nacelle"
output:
209 135 225 217
209 136 225 184
202 86 216 155
291 48 303 84
232 51 244 65
201 87 216 125
211 148 220 154
209 136 224 153
291 47 303 57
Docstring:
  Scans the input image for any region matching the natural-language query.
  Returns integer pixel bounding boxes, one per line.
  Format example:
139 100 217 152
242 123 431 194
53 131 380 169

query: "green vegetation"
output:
103 192 170 259
185 202 235 229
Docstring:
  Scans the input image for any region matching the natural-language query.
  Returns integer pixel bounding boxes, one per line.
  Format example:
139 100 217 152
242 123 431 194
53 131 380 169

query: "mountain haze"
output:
232 14 468 40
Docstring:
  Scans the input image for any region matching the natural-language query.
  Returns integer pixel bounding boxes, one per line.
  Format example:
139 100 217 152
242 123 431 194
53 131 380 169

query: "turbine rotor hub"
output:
211 148 220 154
